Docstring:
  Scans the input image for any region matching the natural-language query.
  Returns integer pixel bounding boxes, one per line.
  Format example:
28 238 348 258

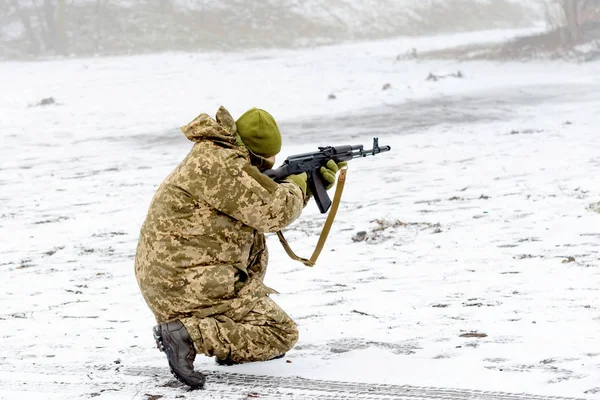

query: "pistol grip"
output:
310 168 332 214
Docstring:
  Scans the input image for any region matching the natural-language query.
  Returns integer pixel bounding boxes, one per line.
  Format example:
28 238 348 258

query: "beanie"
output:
236 108 282 158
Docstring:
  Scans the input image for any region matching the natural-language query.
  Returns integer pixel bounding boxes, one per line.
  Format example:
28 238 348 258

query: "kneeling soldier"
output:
134 106 342 388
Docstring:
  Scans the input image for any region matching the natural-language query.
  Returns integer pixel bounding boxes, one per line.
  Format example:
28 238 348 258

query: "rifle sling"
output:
276 167 348 267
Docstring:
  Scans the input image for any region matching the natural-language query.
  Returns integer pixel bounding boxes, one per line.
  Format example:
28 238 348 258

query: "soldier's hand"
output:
286 172 308 196
320 160 348 190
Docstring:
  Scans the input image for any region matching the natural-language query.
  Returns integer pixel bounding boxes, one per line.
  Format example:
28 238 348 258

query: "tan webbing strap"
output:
277 168 348 267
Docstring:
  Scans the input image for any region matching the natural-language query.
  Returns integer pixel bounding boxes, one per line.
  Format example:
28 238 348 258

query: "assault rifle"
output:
264 138 391 213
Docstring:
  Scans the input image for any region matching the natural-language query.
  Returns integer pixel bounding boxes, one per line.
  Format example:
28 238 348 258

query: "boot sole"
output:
153 325 205 390
216 353 286 366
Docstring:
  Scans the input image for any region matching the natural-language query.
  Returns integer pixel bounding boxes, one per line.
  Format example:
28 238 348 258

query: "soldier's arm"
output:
190 151 305 233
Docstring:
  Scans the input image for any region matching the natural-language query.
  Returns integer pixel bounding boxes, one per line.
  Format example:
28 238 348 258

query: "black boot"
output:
153 320 205 389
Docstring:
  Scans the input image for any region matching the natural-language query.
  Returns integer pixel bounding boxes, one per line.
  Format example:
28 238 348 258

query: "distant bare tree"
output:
30 0 49 49
54 0 68 54
42 0 56 50
94 0 106 52
35 0 68 54
545 0 592 45
10 0 41 54
562 0 581 44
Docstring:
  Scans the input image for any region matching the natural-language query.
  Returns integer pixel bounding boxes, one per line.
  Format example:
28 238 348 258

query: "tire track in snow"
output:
0 364 589 400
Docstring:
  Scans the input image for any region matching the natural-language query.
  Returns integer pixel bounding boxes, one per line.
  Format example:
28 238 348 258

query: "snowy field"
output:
1 30 599 399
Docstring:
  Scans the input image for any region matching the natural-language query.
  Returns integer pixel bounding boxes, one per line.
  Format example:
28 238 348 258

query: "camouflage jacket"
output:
134 107 305 323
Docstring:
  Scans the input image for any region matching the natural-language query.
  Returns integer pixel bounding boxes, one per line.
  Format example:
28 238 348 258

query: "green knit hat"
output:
236 108 282 158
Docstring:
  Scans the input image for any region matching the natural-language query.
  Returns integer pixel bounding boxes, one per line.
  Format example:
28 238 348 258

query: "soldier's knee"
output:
278 317 299 352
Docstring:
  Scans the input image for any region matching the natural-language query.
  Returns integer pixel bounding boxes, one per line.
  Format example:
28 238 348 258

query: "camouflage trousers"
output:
180 295 298 363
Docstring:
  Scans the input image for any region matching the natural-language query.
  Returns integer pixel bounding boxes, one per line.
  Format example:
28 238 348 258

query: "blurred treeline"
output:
0 0 597 60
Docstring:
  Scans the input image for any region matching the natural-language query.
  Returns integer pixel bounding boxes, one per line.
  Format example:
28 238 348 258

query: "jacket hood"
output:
180 106 275 171
180 106 238 146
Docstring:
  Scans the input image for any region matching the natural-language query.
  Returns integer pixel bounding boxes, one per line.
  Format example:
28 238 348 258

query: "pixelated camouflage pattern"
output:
135 106 304 360
181 295 299 363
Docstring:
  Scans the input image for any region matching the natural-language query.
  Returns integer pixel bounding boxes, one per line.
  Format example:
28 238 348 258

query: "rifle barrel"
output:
354 145 391 157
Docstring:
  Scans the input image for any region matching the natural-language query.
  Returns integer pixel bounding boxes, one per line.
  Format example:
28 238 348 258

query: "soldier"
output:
134 106 344 389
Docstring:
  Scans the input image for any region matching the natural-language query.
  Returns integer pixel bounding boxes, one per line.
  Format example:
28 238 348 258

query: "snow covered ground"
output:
1 30 599 399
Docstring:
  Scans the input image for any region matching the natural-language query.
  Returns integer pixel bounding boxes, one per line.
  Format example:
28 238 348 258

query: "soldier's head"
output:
236 108 281 168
